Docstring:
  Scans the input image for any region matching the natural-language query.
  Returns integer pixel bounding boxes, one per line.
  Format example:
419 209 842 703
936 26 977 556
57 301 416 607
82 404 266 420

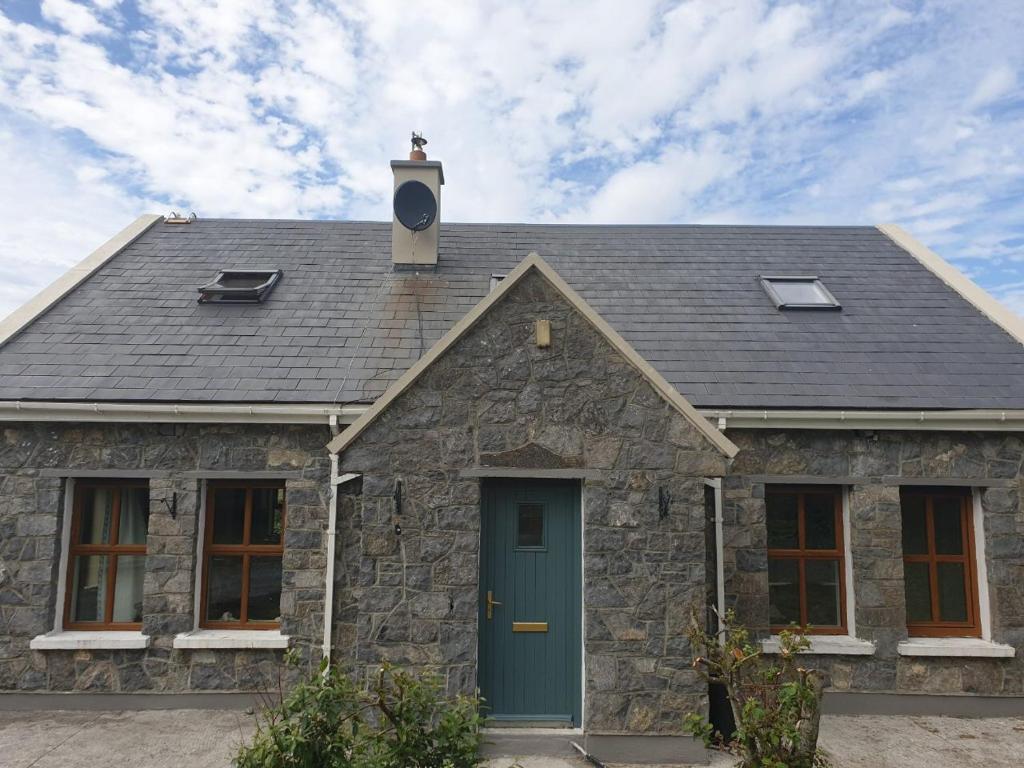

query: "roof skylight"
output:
760 276 840 310
198 270 282 304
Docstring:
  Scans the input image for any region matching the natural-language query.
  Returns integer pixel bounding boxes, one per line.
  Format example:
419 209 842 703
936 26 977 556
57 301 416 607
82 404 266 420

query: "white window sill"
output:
30 631 151 651
897 637 1016 658
761 635 876 656
173 629 290 650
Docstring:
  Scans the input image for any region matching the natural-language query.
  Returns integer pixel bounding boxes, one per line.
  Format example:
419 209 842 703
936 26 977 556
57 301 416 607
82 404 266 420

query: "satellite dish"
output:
394 180 437 231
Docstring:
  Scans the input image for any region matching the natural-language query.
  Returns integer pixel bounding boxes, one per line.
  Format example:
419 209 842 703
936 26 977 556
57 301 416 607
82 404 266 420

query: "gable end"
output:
327 253 738 458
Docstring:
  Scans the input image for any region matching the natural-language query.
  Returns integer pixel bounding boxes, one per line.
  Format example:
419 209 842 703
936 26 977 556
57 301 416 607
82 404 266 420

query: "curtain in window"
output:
78 489 114 620
113 488 148 622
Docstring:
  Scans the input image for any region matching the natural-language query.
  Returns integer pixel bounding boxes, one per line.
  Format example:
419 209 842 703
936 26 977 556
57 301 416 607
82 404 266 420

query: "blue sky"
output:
0 0 1022 318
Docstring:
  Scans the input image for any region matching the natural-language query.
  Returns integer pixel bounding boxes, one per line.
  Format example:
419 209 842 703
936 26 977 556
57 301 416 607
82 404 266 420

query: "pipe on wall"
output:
322 452 340 662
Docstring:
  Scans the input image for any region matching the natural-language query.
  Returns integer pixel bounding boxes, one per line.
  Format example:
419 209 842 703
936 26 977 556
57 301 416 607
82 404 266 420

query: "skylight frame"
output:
759 275 841 311
198 269 282 304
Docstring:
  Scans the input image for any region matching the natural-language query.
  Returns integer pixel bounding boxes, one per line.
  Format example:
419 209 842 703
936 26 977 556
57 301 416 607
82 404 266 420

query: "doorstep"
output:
480 730 710 765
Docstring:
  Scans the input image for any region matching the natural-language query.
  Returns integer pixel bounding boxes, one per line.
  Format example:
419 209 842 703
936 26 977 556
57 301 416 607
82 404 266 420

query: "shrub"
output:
235 657 483 768
363 663 484 768
683 611 827 768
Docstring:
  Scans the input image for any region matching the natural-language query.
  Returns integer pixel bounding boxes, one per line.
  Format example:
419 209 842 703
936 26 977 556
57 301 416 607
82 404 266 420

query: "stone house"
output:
1 150 1023 756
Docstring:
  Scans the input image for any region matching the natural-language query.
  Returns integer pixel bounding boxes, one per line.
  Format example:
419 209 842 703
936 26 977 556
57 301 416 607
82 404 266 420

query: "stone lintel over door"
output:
332 256 734 733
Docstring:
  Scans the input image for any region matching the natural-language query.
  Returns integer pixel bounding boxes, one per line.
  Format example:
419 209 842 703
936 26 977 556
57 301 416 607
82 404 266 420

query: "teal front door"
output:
478 479 582 725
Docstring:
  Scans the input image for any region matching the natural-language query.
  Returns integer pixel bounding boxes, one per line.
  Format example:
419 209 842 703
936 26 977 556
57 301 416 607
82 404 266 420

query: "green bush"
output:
235 657 483 768
683 611 828 768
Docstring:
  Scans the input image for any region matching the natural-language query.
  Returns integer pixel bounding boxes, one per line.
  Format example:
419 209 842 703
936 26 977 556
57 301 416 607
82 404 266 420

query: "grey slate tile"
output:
0 219 1023 409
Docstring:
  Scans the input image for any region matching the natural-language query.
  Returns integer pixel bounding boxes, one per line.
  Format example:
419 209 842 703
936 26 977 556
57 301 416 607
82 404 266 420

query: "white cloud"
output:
969 64 1017 108
0 121 148 317
0 0 1022 319
41 0 106 37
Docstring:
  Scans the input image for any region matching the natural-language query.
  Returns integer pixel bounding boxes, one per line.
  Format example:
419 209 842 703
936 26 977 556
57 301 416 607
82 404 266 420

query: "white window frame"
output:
173 478 289 650
31 477 150 650
762 485 875 656
897 488 1014 658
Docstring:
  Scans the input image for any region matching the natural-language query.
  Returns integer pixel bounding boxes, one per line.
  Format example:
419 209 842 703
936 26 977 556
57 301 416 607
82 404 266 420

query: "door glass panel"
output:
768 558 800 626
206 556 243 622
933 497 964 555
69 554 109 622
78 488 114 544
904 561 932 622
517 503 544 548
112 555 145 623
804 494 837 550
805 559 842 626
251 487 284 545
247 557 283 622
212 488 246 544
901 495 928 555
766 493 798 549
118 487 150 545
937 562 968 622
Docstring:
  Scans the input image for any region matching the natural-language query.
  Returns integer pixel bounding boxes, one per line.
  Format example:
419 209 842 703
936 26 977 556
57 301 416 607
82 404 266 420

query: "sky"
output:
0 0 1022 319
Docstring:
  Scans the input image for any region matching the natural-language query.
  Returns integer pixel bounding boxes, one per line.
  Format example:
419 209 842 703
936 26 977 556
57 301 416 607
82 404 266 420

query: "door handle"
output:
486 590 502 620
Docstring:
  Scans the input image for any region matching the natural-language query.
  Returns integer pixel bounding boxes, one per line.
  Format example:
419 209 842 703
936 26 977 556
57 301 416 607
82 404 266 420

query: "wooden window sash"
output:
766 486 847 635
64 480 148 631
902 490 980 638
200 481 285 630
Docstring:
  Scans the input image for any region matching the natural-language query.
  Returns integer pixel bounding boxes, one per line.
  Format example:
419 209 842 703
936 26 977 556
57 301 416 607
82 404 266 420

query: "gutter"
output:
703 409 1024 432
322 414 360 665
323 452 339 662
703 478 725 640
3 400 1022 433
0 401 368 425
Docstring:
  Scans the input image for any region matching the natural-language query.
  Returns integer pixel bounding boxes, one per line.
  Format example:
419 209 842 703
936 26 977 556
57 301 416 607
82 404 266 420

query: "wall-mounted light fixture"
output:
393 479 403 536
160 492 178 520
658 486 672 521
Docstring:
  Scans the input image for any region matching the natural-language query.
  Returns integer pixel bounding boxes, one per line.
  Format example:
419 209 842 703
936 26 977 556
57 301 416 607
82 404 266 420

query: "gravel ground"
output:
1 709 1022 768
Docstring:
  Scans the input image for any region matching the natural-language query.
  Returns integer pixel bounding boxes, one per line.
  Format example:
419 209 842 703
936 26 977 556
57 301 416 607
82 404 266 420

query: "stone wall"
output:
723 429 1024 694
0 423 330 692
335 269 729 733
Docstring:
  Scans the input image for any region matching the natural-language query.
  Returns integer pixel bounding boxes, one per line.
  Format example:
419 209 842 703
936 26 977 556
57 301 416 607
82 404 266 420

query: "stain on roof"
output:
1 219 1022 409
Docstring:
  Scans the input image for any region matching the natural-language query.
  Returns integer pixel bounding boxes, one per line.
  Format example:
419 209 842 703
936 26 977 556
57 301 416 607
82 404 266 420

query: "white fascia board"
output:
0 214 163 348
703 409 1024 432
878 224 1024 346
5 400 1022 433
0 401 368 424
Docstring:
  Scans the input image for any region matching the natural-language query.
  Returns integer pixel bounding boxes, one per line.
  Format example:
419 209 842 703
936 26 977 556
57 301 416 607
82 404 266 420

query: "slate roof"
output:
1 219 1023 409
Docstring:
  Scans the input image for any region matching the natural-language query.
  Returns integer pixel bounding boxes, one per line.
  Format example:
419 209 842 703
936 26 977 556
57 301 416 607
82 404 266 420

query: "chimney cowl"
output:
409 131 428 161
391 136 443 267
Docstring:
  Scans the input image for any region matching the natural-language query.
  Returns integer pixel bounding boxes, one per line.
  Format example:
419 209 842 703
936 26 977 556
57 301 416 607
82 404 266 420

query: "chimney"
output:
391 132 444 267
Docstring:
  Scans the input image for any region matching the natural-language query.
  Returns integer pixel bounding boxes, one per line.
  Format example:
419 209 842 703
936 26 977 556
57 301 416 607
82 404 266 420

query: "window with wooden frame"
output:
201 481 285 629
900 488 980 637
65 480 150 630
766 486 846 634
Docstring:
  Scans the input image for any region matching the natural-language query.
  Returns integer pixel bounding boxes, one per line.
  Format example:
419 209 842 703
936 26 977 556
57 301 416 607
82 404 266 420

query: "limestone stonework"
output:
334 269 729 732
724 429 1024 694
3 275 1023 723
0 423 330 691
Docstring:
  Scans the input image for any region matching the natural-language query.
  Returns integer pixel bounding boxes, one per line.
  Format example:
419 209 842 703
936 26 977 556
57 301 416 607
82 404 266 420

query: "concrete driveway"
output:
1 709 1023 768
